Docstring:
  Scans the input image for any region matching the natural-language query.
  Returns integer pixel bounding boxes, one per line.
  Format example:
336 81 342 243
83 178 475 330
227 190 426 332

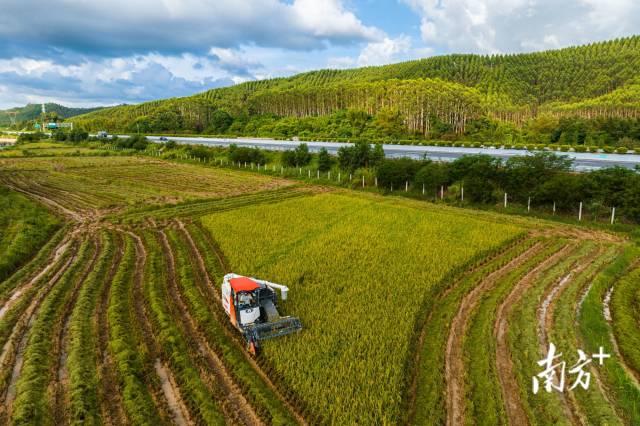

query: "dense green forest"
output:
72 36 640 147
1 103 104 126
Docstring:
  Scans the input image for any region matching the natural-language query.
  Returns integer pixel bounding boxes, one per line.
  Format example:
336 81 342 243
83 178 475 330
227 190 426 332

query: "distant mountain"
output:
0 103 106 126
74 36 640 138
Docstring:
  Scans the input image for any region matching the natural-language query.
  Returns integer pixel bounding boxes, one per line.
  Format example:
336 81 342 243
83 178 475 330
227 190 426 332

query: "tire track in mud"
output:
0 240 78 422
0 235 72 320
126 230 192 426
159 228 262 426
404 235 531 424
178 220 308 426
0 178 83 221
445 241 545 426
537 246 603 425
52 236 101 425
95 233 128 426
601 262 640 389
494 243 575 426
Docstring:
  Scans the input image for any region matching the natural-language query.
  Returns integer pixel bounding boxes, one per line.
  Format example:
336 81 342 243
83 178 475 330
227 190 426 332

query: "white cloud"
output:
403 0 640 54
0 0 383 58
327 56 357 69
0 55 234 108
357 35 412 66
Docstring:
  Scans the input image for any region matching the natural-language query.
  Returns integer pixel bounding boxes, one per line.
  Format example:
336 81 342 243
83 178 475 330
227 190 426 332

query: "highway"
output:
139 135 640 171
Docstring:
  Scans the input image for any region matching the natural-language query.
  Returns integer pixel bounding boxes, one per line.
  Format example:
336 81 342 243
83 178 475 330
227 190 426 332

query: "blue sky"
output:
0 0 639 108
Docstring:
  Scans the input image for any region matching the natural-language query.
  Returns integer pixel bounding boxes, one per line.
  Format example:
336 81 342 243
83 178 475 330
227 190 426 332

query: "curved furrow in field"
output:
125 230 192 426
0 240 78 422
0 176 83 221
8 173 95 213
604 261 640 389
494 243 575 426
407 236 538 425
547 245 623 425
0 234 72 320
404 235 530 423
178 220 308 425
538 245 605 425
6 238 96 425
159 228 260 426
445 241 547 426
95 233 128 426
51 235 102 425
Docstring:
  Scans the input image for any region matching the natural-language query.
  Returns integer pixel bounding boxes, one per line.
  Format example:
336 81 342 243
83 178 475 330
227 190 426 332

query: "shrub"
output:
282 143 311 167
229 144 267 164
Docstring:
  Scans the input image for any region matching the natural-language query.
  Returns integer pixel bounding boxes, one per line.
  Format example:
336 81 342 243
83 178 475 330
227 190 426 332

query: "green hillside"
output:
0 103 105 126
74 36 640 146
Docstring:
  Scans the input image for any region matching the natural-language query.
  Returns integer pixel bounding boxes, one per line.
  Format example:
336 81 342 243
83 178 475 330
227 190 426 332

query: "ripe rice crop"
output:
201 192 523 424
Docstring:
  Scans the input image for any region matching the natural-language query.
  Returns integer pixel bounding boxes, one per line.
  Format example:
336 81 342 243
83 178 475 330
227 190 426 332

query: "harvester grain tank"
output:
221 273 302 354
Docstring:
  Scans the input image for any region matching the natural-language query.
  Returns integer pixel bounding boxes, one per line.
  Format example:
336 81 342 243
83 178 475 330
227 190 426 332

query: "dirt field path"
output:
95 234 128 426
0 238 71 319
160 228 263 426
177 221 308 426
536 246 605 425
445 242 545 426
494 244 574 426
52 237 101 425
126 230 192 426
601 265 640 388
0 242 77 422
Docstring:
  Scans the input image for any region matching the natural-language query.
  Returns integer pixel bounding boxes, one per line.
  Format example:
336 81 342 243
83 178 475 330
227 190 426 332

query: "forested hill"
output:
0 103 104 126
74 36 640 146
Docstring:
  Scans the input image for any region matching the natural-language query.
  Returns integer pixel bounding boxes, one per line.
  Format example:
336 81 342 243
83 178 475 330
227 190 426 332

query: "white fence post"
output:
528 197 531 212
553 201 556 215
422 183 425 195
504 193 508 208
461 186 464 201
440 185 444 200
308 169 311 178
405 181 409 192
578 202 583 221
375 177 378 187
611 207 616 225
338 173 341 182
362 175 365 188
317 170 320 179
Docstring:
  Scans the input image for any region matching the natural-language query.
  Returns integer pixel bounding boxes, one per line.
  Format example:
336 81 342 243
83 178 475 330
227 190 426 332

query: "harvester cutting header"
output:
221 273 302 354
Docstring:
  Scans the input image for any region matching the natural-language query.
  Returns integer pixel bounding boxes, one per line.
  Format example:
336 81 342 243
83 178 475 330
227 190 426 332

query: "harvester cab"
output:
221 273 302 355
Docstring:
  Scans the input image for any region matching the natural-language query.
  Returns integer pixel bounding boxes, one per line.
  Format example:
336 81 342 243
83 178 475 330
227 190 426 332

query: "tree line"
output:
125 138 639 225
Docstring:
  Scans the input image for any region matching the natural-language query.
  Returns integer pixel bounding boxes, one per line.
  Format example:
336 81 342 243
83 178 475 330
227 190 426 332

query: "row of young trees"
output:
371 151 640 223
143 138 640 224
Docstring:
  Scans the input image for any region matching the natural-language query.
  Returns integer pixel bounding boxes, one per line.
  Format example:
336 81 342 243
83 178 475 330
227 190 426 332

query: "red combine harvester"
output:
221 273 302 354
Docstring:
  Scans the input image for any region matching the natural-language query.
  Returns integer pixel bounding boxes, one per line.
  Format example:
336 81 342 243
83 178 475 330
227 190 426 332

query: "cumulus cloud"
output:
0 56 233 107
403 0 640 54
357 35 412 66
0 0 382 58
